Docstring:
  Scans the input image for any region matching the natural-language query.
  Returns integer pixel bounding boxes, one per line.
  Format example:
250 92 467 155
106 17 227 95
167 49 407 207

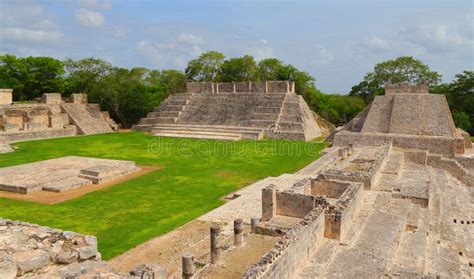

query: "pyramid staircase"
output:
132 83 322 141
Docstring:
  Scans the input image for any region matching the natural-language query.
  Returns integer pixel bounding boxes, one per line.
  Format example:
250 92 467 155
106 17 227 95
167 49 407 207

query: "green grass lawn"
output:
0 132 325 259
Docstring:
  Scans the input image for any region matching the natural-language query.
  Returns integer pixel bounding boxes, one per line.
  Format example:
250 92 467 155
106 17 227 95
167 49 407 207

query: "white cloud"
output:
37 20 56 30
176 33 205 45
0 27 64 43
112 27 127 39
74 8 105 27
363 36 391 50
249 45 273 61
136 40 201 68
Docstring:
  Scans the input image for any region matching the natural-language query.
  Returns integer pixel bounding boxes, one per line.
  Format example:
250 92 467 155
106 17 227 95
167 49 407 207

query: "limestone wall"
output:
186 81 295 94
275 191 316 218
0 89 13 105
334 131 465 157
0 218 100 277
385 83 429 95
427 154 474 187
243 207 326 279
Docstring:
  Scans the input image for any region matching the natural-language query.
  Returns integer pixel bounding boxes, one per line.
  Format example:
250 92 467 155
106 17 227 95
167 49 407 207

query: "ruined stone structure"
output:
0 90 117 151
0 219 166 278
239 84 474 278
0 156 140 194
242 142 473 278
331 83 469 157
133 81 324 141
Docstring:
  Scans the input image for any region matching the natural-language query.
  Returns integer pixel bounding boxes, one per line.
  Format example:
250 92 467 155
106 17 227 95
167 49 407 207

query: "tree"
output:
257 58 285 80
159 70 186 94
350 56 442 103
218 55 257 82
432 71 474 134
185 51 225 81
0 54 64 100
63 58 113 95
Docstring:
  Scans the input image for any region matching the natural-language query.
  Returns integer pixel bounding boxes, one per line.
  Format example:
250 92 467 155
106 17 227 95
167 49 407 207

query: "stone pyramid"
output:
133 81 323 141
332 83 472 156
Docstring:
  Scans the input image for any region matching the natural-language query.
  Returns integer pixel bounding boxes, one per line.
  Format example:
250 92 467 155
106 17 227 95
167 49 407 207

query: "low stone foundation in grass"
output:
0 156 140 194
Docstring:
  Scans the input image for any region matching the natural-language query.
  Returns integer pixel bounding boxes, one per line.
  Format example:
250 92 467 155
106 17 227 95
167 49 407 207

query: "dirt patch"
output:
0 165 160 204
108 219 276 278
198 233 276 279
108 219 212 277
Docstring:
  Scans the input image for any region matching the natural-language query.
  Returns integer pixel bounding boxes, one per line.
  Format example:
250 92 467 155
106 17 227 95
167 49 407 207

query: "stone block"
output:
50 113 69 128
262 185 276 221
186 82 214 93
217 82 235 93
404 150 427 165
0 89 13 105
234 82 251 93
71 93 88 104
41 93 62 105
267 81 290 93
250 81 266 93
385 83 429 95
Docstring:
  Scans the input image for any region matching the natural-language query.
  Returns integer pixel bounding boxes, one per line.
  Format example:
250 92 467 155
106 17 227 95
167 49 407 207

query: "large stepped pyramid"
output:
333 83 470 157
133 81 323 141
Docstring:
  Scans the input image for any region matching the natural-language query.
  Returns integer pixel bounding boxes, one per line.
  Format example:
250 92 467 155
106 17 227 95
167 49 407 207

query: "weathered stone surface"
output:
133 81 322 141
130 263 167 279
0 91 117 147
13 250 50 274
0 156 140 194
0 252 17 279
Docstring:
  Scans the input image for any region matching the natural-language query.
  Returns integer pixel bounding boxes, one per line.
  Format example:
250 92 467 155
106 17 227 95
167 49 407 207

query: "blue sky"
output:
0 0 472 93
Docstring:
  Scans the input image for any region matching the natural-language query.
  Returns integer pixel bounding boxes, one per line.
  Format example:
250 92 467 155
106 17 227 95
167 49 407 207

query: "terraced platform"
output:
133 81 323 141
333 83 469 156
0 156 140 194
242 144 474 278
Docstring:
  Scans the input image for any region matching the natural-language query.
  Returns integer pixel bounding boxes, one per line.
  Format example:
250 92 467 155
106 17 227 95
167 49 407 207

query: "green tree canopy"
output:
64 58 113 95
432 70 474 134
218 55 258 82
185 51 225 81
0 54 64 101
350 56 442 103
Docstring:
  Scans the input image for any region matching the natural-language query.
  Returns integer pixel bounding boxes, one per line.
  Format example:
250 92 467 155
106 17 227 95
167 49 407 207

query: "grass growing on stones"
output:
0 132 325 259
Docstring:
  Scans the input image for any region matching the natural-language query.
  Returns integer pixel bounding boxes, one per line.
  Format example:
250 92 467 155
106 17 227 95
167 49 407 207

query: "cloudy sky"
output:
0 0 472 93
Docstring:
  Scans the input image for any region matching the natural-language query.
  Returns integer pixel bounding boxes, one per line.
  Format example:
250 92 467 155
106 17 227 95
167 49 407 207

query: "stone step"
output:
42 177 92 192
277 122 304 132
279 115 303 122
154 105 184 112
251 113 279 121
150 124 263 140
281 109 302 116
147 111 181 118
162 99 188 106
139 117 176 125
266 131 306 141
381 152 404 176
298 239 339 278
282 102 300 110
324 209 407 278
154 131 242 141
255 107 281 114
250 119 275 128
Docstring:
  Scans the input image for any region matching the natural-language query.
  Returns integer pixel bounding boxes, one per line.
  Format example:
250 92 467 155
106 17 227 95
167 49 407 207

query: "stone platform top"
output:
332 83 471 156
0 156 140 194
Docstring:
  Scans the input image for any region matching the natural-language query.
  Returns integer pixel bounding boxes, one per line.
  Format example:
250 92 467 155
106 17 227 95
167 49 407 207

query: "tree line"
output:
0 53 472 133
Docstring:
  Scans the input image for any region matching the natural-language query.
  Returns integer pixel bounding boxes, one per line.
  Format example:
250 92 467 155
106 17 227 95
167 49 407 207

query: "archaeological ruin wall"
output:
133 81 324 141
332 83 470 157
0 90 117 147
